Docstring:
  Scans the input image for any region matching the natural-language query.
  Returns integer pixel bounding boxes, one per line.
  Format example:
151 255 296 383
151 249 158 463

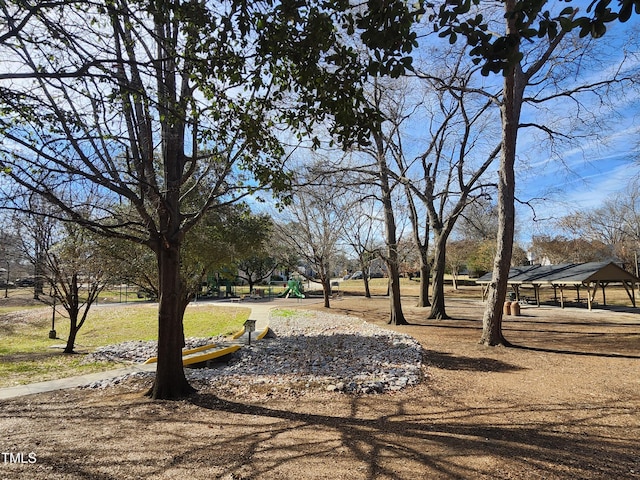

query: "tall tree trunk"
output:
34 251 44 300
374 130 407 325
387 258 407 324
322 275 331 308
178 290 191 349
384 210 407 324
363 275 371 298
405 178 430 308
480 0 521 346
480 152 514 345
381 177 407 325
148 240 195 399
63 276 80 353
63 317 79 354
429 232 450 319
417 253 431 307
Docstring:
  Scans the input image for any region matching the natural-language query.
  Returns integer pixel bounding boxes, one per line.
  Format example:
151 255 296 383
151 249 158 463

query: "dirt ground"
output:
1 296 639 479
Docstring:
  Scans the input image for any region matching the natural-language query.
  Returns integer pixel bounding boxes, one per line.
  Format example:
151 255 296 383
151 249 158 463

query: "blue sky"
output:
514 15 640 244
384 5 640 248
519 120 640 228
263 6 640 252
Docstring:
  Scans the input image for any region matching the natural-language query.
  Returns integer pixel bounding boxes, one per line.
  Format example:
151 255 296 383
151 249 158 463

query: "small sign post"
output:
244 319 257 345
49 297 57 339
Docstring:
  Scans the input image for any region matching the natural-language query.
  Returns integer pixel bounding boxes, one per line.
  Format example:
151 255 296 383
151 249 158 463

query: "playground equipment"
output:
144 322 270 366
144 343 241 366
205 274 234 298
278 278 305 299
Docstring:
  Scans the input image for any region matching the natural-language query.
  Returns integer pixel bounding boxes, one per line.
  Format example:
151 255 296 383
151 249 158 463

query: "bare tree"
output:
335 80 412 325
400 50 501 319
307 138 414 323
432 0 639 344
339 197 385 299
372 122 409 325
529 235 613 264
45 225 110 354
345 52 500 317
557 179 640 270
16 211 111 353
456 198 500 242
359 77 435 309
275 181 348 308
236 256 278 294
309 115 410 322
482 14 639 345
446 239 476 289
0 226 24 296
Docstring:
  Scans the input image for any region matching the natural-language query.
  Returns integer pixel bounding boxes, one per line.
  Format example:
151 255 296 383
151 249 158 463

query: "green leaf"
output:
559 16 573 31
619 1 633 21
592 21 607 37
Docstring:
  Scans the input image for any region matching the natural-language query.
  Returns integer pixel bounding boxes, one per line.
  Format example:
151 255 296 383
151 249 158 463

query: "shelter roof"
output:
476 261 639 286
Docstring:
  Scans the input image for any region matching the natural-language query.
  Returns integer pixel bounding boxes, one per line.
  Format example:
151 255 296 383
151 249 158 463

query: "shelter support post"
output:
622 280 637 307
587 281 600 311
601 282 609 307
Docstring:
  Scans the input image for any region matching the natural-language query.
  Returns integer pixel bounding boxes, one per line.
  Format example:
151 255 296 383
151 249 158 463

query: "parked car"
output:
350 271 363 280
16 278 34 287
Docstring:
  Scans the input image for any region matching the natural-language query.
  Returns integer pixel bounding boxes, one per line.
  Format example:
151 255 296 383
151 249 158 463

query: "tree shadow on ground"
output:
507 343 640 359
187 392 639 480
421 350 525 372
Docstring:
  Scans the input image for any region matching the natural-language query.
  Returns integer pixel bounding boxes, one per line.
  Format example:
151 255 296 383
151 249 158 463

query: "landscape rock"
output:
82 310 424 395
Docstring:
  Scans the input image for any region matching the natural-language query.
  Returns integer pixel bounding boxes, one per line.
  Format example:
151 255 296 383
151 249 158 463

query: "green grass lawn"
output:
0 302 249 388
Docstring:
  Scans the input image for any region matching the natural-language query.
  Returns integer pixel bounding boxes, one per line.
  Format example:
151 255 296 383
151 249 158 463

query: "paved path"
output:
0 297 322 400
0 364 158 400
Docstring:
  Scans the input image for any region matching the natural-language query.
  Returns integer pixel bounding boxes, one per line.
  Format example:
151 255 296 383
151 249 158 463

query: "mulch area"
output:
0 296 638 479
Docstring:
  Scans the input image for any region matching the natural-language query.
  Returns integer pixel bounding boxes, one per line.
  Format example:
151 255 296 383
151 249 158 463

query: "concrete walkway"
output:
0 364 157 400
0 297 320 400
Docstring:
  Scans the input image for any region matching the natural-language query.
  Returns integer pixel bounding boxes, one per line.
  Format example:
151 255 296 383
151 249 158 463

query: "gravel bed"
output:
83 310 425 395
85 336 228 364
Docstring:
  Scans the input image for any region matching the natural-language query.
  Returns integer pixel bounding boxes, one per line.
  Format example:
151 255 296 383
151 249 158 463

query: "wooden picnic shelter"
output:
477 261 639 310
